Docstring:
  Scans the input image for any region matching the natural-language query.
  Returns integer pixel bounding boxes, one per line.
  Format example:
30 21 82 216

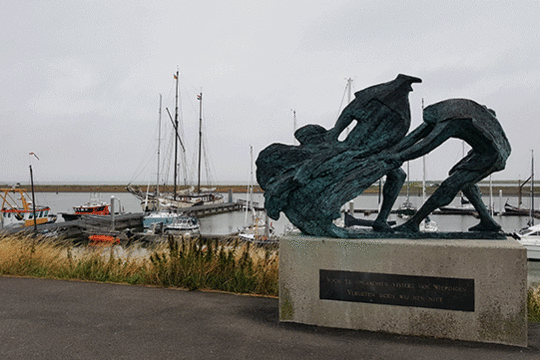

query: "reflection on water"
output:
36 192 535 235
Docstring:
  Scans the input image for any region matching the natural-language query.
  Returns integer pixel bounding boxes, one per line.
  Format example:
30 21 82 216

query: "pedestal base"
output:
279 235 528 347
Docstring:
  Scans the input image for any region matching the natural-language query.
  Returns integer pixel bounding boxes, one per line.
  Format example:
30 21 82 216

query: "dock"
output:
183 202 243 217
344 207 538 217
1 203 245 240
1 213 144 238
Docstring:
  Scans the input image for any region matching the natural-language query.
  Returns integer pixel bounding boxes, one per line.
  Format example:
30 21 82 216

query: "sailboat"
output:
171 91 224 207
238 146 274 242
504 155 540 218
505 149 540 218
512 150 540 260
396 161 416 218
125 91 186 230
140 92 188 230
127 72 223 211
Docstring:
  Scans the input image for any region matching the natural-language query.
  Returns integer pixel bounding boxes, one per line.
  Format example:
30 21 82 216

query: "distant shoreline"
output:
0 184 264 193
0 183 530 197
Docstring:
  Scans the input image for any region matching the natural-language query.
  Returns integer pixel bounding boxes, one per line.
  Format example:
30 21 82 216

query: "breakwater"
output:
1 183 530 196
0 184 264 193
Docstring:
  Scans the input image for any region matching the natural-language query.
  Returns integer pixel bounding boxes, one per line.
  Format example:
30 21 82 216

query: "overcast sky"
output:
2 0 539 186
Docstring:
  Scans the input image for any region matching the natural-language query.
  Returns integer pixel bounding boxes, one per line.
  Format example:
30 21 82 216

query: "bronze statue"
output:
392 99 510 232
256 75 511 238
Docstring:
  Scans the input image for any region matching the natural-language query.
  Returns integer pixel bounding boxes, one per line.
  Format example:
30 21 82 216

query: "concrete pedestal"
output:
279 235 528 347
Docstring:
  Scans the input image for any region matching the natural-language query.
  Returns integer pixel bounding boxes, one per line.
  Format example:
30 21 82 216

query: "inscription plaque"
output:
320 269 474 311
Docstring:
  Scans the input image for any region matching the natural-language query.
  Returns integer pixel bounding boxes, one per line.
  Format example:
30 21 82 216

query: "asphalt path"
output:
1 277 539 359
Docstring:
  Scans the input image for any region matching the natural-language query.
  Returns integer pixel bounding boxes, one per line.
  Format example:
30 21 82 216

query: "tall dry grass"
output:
0 234 279 296
528 286 540 322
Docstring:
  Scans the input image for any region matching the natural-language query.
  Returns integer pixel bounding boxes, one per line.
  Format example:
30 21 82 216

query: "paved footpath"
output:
1 277 539 360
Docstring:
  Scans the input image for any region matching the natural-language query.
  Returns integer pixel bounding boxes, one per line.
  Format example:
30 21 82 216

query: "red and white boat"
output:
60 193 111 221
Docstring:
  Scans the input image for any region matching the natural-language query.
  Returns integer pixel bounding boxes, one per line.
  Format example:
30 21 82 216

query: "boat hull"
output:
143 212 183 229
523 245 540 261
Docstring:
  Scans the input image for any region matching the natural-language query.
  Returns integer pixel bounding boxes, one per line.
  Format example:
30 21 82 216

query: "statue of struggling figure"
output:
391 99 511 232
256 74 422 237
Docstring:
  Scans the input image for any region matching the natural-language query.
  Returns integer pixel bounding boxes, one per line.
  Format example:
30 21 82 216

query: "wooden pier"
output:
1 203 244 240
1 213 144 238
183 202 243 217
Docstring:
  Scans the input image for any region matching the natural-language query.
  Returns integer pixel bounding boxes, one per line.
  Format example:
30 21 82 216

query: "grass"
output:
0 234 279 296
528 286 540 323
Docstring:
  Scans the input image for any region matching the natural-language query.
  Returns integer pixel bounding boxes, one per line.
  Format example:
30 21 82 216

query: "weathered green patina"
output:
256 75 511 238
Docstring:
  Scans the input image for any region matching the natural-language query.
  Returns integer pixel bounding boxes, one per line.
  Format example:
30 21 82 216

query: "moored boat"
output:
504 201 540 218
127 73 223 211
130 186 224 212
396 161 416 218
511 151 540 261
505 150 538 218
237 145 274 243
1 187 56 228
396 200 416 218
143 210 184 229
438 196 477 215
419 216 438 232
238 208 275 243
60 192 111 221
163 216 200 236
513 224 540 261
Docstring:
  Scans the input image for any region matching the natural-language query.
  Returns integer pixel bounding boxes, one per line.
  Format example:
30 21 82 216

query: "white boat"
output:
238 211 275 242
163 216 200 236
513 224 540 261
397 200 416 218
419 216 438 232
1 187 56 228
143 210 184 229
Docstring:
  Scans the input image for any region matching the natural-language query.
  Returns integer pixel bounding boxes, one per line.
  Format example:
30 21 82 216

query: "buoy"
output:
89 234 119 245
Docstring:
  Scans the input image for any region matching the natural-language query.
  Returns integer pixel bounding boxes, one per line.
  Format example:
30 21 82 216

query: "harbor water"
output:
34 191 537 235
32 191 540 285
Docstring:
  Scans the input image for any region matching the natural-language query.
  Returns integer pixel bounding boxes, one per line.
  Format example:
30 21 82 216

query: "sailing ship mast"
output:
291 109 298 144
197 92 203 194
530 149 535 226
29 164 37 232
29 152 39 232
346 78 353 136
422 98 426 204
173 70 179 201
157 94 162 200
245 145 254 225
